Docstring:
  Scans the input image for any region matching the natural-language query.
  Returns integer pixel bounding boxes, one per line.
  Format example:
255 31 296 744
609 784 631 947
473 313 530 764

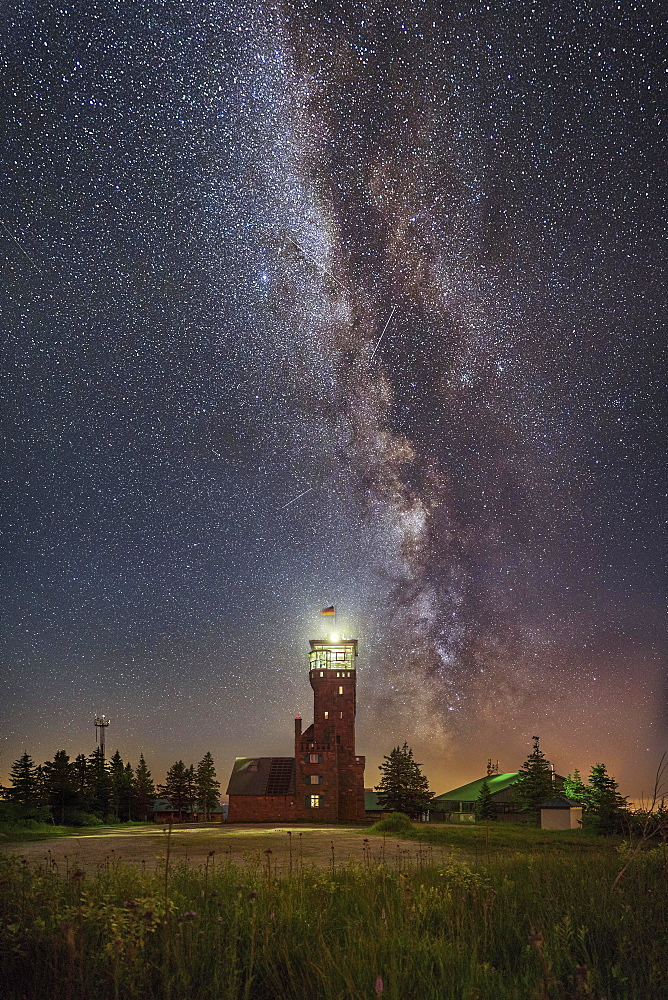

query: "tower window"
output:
338 686 343 695
309 794 320 808
308 753 320 763
324 711 328 719
320 671 324 677
340 712 343 719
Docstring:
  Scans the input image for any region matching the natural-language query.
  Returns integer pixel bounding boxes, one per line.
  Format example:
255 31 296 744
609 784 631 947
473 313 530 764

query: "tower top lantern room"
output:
309 636 358 671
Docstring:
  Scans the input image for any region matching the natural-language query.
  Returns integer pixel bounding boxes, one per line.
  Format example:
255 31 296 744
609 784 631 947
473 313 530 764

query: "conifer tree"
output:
120 762 136 821
196 751 221 820
42 750 77 824
72 753 92 813
563 768 589 806
87 746 112 818
186 764 196 817
35 764 45 805
162 760 190 821
109 750 126 820
515 736 554 817
134 754 155 822
475 779 496 821
6 751 39 806
587 763 627 834
376 743 433 818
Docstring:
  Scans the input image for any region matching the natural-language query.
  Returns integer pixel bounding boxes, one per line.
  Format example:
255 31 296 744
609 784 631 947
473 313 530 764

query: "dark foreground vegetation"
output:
1 827 666 1000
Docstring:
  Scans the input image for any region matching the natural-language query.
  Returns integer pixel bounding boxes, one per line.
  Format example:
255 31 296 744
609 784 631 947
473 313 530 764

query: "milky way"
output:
1 1 664 796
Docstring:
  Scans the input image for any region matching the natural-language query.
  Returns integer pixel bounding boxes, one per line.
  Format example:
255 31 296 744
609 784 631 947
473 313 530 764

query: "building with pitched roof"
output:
226 635 366 822
432 771 564 822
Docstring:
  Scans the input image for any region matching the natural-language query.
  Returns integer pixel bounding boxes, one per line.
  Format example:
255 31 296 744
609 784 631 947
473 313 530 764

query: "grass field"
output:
1 822 666 999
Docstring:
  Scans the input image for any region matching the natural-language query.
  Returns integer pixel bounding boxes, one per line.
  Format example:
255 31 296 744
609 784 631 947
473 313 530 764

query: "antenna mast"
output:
94 715 110 758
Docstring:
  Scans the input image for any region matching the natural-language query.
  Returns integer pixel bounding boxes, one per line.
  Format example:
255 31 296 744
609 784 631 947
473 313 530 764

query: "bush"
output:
62 810 103 827
370 811 414 834
0 801 52 826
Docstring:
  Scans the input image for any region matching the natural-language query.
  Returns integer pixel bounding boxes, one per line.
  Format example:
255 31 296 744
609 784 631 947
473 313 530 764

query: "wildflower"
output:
529 930 543 950
248 891 258 899
123 900 138 910
375 975 384 994
71 870 85 880
181 911 197 921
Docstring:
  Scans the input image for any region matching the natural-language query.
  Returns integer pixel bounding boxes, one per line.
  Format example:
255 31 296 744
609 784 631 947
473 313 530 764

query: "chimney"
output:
294 715 302 741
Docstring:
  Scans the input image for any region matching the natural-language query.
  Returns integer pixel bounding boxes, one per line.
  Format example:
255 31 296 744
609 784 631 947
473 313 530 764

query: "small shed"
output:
539 796 582 830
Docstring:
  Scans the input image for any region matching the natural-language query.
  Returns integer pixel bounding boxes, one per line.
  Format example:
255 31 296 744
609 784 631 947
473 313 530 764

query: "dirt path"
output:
1 824 435 873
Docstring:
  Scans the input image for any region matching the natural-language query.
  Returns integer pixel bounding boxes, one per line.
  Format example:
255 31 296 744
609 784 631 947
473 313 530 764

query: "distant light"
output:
329 632 340 643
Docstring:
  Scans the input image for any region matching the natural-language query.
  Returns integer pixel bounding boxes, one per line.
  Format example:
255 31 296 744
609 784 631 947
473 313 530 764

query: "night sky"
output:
1 1 664 800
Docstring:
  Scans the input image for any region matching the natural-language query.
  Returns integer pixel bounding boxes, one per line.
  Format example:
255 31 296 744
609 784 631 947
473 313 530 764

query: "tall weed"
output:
0 845 665 999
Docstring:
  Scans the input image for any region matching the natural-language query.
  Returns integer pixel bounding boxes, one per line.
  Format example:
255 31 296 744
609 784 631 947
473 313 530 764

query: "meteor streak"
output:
0 219 39 268
280 486 315 510
369 305 397 362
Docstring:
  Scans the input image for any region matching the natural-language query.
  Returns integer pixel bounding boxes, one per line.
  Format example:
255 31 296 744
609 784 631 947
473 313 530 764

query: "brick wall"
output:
295 745 340 822
337 754 366 820
310 667 357 753
227 794 301 823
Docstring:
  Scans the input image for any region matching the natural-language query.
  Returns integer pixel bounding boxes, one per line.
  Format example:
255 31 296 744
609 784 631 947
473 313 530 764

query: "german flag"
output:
320 606 335 616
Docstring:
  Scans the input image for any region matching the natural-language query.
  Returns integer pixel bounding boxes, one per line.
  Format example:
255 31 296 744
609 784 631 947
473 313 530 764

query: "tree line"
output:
1 748 221 827
376 737 637 834
477 735 630 833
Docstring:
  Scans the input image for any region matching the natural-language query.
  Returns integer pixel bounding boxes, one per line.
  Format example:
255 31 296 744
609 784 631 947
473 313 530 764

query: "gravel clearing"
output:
1 823 428 873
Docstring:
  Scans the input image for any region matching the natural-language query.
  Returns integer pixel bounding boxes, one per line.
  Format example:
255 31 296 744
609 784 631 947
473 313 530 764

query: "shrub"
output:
370 811 414 833
0 801 52 826
62 810 104 827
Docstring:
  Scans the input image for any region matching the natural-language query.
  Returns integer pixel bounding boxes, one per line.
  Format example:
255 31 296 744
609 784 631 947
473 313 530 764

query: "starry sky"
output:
1 1 664 799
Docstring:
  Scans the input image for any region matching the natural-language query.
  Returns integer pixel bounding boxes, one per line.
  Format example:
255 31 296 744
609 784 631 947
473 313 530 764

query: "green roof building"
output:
434 772 521 822
432 771 564 822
